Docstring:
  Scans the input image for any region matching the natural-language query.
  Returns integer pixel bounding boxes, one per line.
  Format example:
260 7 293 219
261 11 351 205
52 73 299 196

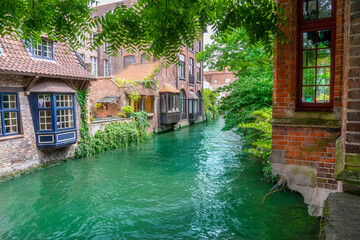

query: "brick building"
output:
271 0 360 216
204 68 237 99
0 35 95 178
84 1 204 131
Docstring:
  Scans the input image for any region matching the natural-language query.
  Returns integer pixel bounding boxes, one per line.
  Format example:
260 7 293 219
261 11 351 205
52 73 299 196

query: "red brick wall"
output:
273 125 339 189
271 0 346 191
89 77 120 118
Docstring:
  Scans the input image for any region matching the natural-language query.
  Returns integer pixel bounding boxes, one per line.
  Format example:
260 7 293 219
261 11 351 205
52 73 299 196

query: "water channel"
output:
0 118 319 239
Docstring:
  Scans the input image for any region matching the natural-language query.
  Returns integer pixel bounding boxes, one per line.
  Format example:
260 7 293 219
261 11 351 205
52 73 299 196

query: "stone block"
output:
271 149 285 164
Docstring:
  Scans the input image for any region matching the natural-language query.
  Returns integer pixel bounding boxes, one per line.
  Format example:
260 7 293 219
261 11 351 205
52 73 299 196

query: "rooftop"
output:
0 35 96 81
114 62 159 82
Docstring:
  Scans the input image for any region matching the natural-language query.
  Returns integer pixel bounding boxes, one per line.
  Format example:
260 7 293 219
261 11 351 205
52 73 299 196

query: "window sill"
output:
0 134 24 141
270 118 340 129
179 77 186 81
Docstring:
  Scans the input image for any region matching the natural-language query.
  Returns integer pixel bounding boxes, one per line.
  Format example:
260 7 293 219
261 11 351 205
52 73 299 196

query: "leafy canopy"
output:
0 0 284 62
197 28 273 130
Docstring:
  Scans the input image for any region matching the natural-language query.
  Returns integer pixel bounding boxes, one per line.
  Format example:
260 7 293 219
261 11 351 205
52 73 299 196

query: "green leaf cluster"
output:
202 89 219 120
75 111 151 158
238 108 277 183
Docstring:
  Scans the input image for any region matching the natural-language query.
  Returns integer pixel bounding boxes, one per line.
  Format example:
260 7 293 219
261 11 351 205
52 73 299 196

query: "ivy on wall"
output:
75 89 151 158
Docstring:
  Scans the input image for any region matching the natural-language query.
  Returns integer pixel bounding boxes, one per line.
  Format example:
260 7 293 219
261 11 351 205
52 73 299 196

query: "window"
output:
55 94 74 129
90 32 97 45
79 54 85 61
137 97 145 111
189 44 194 52
225 78 231 83
197 91 202 114
104 59 109 76
180 90 186 119
179 54 185 79
104 42 110 52
197 41 201 52
90 56 98 76
197 63 201 82
0 93 20 136
167 94 179 112
298 0 335 109
30 40 53 59
189 58 194 75
141 54 147 63
124 55 135 68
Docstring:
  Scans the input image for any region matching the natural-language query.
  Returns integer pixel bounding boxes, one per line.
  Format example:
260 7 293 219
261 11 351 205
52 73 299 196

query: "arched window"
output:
180 90 186 119
197 91 202 114
124 55 135 68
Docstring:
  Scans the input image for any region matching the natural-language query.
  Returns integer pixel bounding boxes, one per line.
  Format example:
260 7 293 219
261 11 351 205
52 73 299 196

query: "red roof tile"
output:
0 35 96 81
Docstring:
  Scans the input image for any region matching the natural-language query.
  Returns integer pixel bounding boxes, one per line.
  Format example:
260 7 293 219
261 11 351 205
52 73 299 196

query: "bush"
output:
238 108 277 183
75 112 151 158
122 105 134 115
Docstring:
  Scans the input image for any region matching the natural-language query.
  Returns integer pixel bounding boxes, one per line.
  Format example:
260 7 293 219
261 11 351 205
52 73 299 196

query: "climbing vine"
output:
76 89 90 140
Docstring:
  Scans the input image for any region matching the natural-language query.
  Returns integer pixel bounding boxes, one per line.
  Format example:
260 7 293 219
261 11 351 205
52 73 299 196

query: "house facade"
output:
204 68 237 100
84 1 204 132
271 0 360 216
0 35 95 178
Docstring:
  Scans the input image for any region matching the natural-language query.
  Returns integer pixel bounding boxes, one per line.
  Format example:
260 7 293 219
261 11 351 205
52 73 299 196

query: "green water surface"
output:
0 118 319 239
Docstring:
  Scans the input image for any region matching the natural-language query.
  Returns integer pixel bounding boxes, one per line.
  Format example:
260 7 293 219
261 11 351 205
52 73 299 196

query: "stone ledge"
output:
271 118 341 128
320 193 360 240
0 135 24 141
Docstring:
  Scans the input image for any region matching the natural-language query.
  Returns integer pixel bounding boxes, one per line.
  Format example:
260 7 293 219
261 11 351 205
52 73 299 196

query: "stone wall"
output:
0 75 83 179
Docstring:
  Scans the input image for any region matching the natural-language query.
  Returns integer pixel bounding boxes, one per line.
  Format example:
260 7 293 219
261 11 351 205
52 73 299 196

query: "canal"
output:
0 118 319 239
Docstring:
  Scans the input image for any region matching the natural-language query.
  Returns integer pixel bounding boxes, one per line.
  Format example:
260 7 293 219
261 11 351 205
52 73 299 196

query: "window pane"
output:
4 112 18 134
317 30 332 48
317 48 331 66
43 41 52 58
316 86 330 103
303 31 316 49
39 110 52 130
124 55 135 68
56 109 74 129
303 0 316 21
56 95 73 108
302 87 315 103
318 0 332 19
141 54 147 63
0 115 2 135
3 94 17 109
38 94 51 108
34 43 42 57
317 67 331 85
303 50 316 67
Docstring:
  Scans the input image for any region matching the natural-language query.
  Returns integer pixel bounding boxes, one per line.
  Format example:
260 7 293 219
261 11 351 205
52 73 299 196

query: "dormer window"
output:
30 40 54 59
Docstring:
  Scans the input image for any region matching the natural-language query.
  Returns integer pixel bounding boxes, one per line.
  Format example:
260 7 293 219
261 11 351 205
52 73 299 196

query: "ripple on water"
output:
0 118 319 239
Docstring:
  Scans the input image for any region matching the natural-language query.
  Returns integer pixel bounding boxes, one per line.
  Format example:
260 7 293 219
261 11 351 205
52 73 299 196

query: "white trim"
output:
38 134 54 144
57 131 76 142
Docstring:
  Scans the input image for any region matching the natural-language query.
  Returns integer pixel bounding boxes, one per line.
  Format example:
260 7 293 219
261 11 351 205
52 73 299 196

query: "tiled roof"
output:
159 83 180 94
0 35 96 81
114 62 159 82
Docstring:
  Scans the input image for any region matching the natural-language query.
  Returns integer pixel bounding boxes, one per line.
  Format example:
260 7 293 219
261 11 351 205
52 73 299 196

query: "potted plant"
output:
122 105 134 117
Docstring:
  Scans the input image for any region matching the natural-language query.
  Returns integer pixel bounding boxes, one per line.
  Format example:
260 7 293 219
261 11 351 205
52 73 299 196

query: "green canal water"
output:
0 118 319 239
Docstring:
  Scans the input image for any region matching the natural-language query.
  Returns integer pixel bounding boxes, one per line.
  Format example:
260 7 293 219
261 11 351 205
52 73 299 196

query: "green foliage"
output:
75 112 151 158
117 112 126 118
116 78 138 87
203 89 219 120
76 89 90 140
129 92 141 103
198 28 273 130
0 0 93 50
238 108 277 183
1 1 285 62
122 105 134 114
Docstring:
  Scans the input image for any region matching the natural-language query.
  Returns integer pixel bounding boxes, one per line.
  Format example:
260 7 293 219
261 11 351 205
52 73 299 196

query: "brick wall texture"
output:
271 0 348 191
